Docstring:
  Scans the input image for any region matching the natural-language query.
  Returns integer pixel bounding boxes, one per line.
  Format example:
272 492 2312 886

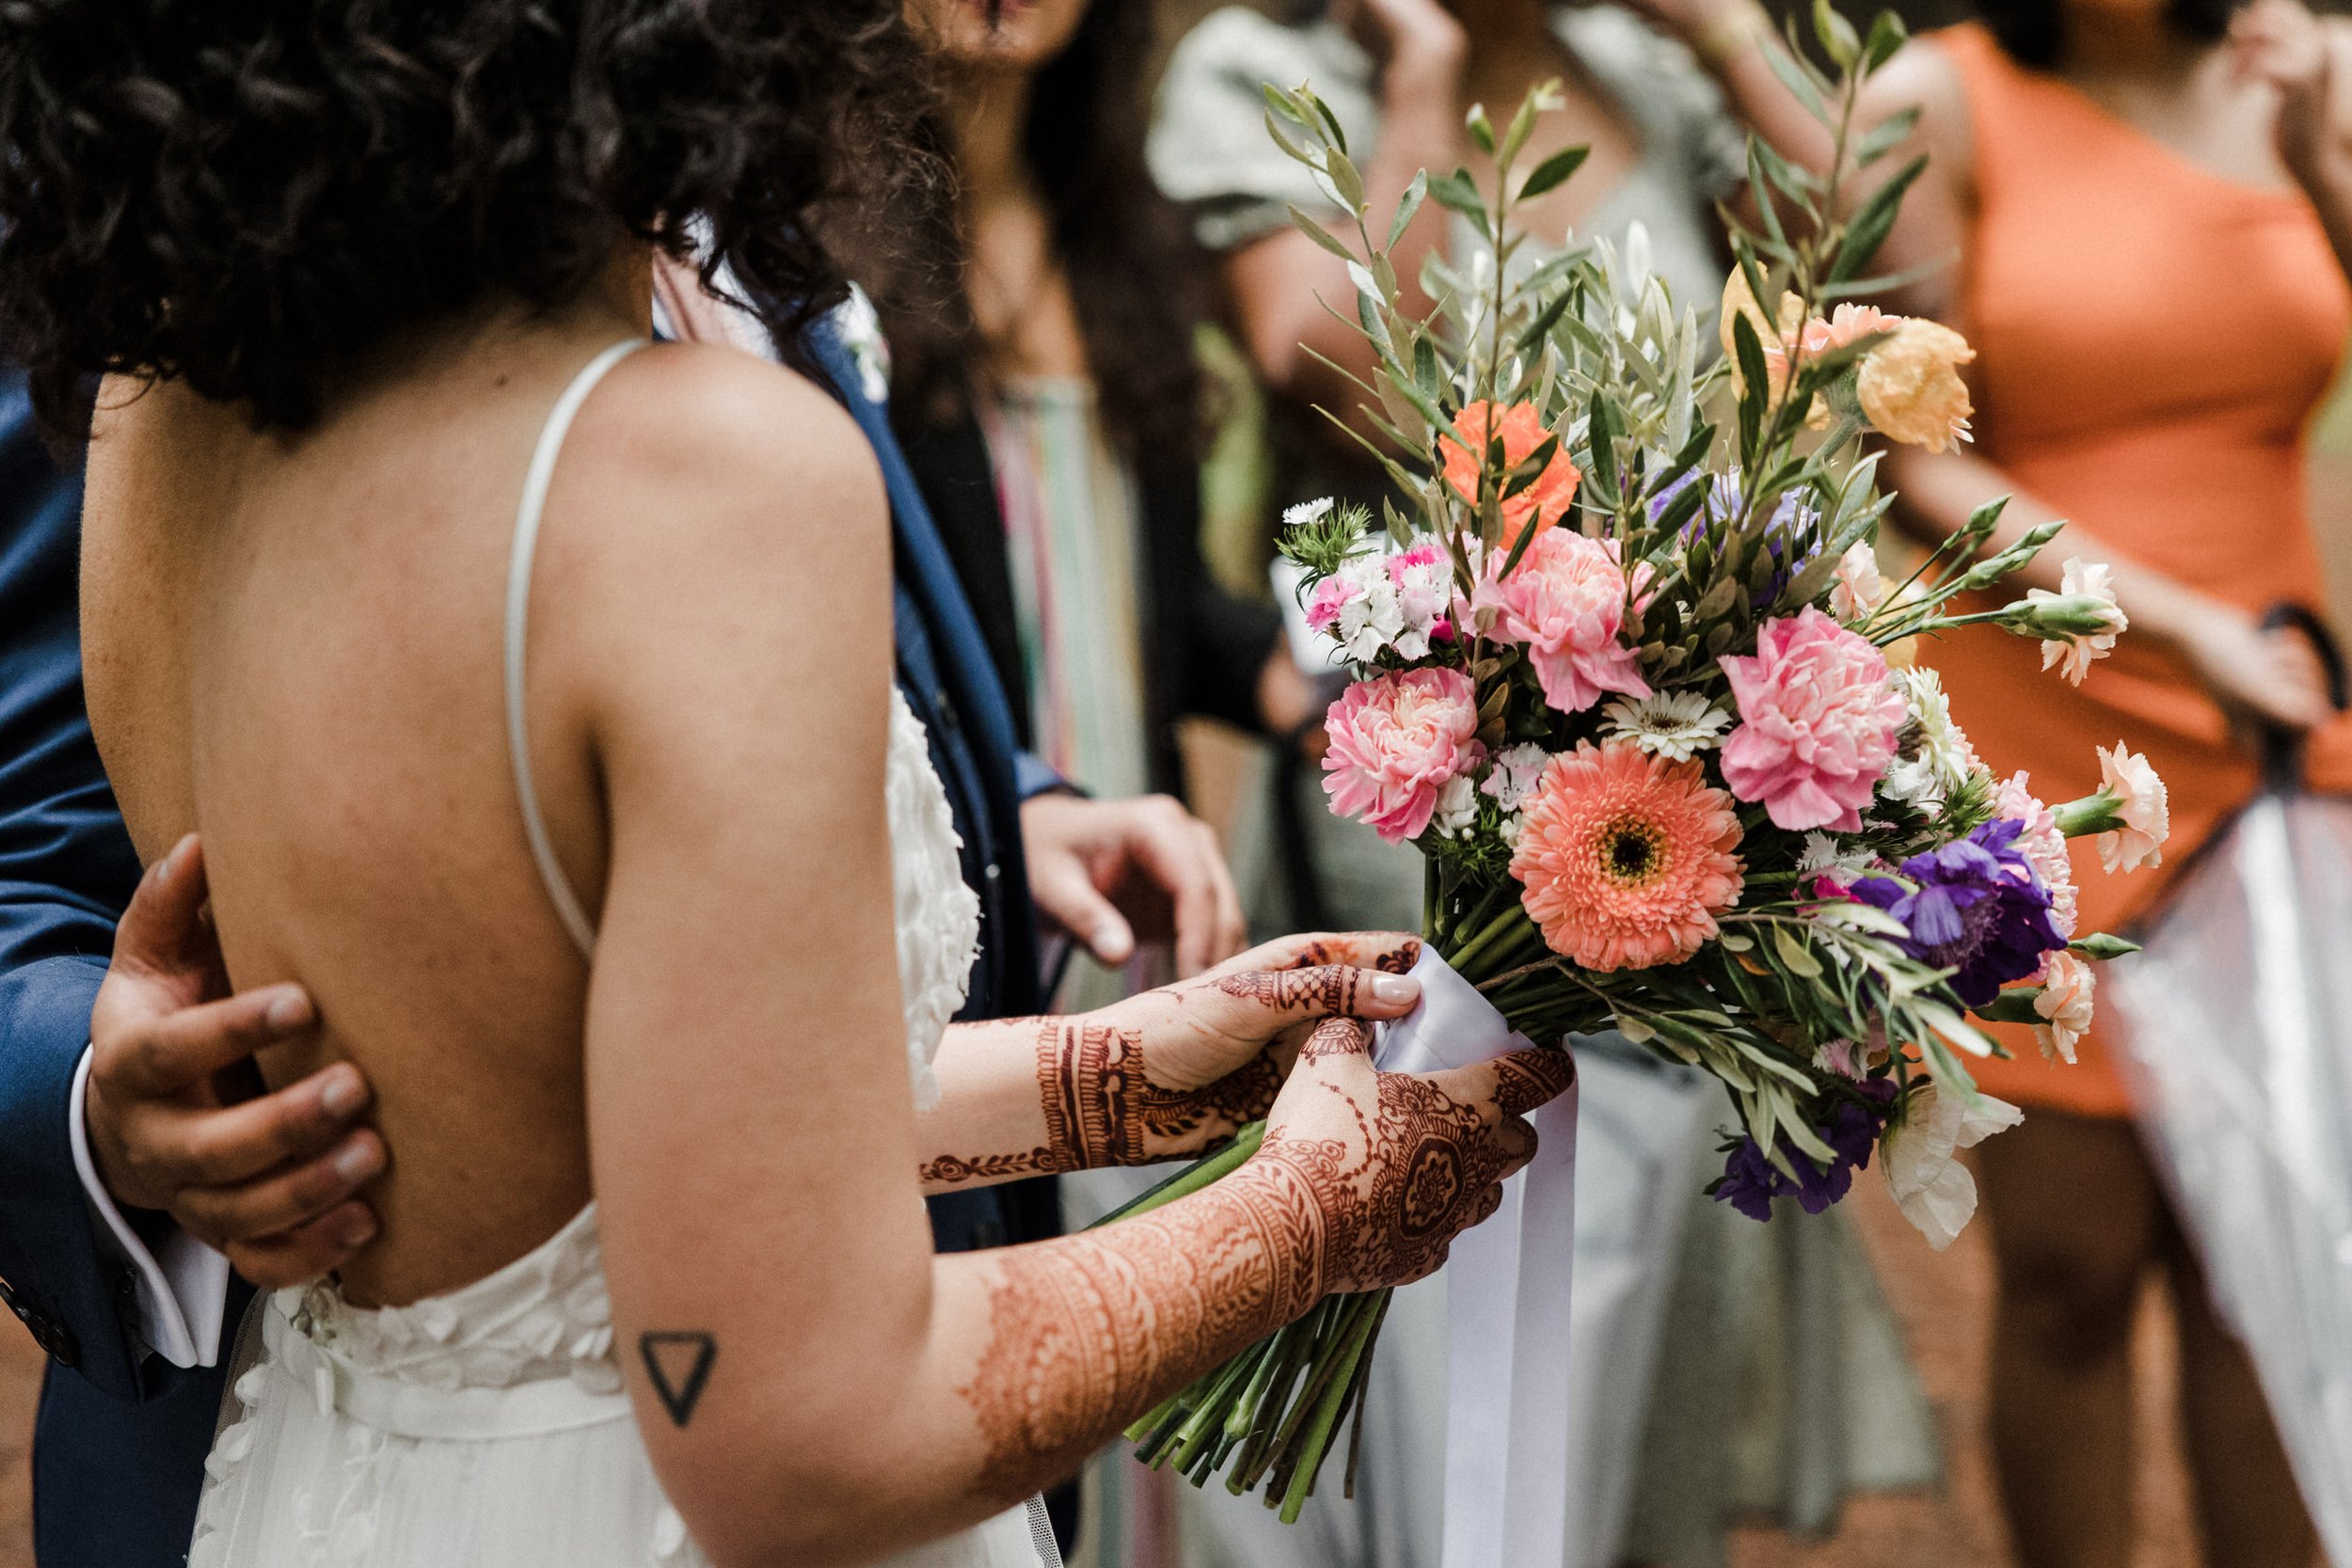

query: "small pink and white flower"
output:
1719 607 1907 832
2032 950 2096 1065
2094 741 2169 874
1308 541 1454 662
1465 528 1651 715
1386 543 1454 656
1994 770 2077 944
1830 541 1884 622
2030 558 2126 686
1322 668 1487 844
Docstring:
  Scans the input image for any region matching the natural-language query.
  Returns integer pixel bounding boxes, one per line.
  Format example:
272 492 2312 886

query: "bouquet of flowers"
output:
1105 8 2169 1517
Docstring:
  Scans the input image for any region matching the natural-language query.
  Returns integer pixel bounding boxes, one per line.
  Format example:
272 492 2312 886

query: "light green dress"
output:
1148 9 1940 1566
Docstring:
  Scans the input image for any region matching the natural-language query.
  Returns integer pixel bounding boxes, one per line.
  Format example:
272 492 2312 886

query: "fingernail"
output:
319 1068 367 1119
264 989 313 1033
334 1140 381 1183
1371 974 1421 1006
337 1209 378 1248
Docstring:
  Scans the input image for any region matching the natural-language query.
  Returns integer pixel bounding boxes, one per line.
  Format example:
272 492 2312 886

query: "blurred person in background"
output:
850 0 1320 1007
1857 1 2352 1562
836 0 1336 1556
1148 4 1938 1566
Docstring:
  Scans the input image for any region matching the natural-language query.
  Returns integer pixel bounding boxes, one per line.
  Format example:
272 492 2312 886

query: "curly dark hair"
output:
838 0 1209 464
1977 0 2242 67
0 0 929 434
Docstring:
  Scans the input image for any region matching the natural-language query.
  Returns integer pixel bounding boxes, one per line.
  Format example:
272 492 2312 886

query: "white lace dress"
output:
188 341 1056 1568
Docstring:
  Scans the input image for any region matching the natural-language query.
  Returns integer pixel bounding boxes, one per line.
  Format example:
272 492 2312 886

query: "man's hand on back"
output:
86 834 383 1289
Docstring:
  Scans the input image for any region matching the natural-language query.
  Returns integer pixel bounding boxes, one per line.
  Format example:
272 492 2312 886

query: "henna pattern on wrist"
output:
1035 1021 1284 1170
920 1148 1057 1187
961 1162 1324 1496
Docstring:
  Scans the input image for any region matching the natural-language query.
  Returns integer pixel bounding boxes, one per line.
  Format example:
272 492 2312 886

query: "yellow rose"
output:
1857 319 1976 453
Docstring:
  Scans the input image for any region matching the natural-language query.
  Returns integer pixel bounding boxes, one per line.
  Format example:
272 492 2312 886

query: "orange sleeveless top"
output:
1927 24 2352 1117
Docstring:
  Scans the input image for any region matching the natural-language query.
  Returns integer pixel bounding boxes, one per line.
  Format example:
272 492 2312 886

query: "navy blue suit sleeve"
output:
1013 751 1074 802
0 370 166 1401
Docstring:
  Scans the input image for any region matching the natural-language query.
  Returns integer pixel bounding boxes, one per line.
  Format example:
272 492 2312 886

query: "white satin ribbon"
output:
1375 947 1581 1568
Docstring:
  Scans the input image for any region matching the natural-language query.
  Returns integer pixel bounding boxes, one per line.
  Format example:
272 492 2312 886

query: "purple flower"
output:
1850 819 2065 1006
1649 470 1822 610
1711 1080 1899 1221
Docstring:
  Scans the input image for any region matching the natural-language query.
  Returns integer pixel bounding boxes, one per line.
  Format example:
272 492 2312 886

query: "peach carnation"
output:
1468 527 1651 715
1858 319 1976 453
2032 950 2096 1066
1440 401 1581 546
1510 740 1745 972
1721 607 1907 832
1321 668 1487 845
2094 741 2169 874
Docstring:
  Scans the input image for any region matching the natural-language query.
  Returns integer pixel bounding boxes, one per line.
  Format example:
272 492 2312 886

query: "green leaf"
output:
1772 924 1824 979
1426 167 1486 220
1853 103 1920 169
1813 0 1860 68
1731 309 1770 457
1311 92 1350 156
1387 169 1428 251
1322 150 1366 214
1864 10 1909 71
1287 205 1357 261
1413 334 1443 399
1467 103 1496 157
1518 144 1590 202
1260 83 1315 129
1500 90 1541 168
1763 41 1831 123
1515 285 1576 353
1829 153 1927 283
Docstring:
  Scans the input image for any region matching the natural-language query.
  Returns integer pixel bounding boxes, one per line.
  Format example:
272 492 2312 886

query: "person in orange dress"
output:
1856 3 2352 1564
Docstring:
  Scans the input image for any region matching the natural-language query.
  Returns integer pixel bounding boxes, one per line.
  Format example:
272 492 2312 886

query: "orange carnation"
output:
1510 740 1745 973
1440 401 1581 547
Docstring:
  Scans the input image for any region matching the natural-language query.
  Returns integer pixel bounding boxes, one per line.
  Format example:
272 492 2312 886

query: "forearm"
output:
1887 447 2217 653
651 1159 1325 1568
916 1013 1279 1192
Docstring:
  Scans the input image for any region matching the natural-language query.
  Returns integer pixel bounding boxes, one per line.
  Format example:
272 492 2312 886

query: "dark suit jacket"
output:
0 332 1060 1567
903 412 1283 796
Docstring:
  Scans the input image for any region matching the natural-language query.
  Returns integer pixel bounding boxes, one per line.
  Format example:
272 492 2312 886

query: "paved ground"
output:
0 1172 2204 1568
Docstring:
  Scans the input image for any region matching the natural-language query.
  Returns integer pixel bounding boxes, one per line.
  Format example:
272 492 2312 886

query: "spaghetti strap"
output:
503 338 647 958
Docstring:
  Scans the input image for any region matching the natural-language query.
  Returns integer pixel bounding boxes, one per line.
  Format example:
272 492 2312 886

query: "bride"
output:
0 2 1572 1564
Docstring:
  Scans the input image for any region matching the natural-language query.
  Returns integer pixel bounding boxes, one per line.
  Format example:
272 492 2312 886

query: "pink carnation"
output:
1321 668 1487 844
1719 607 1905 832
1467 529 1651 715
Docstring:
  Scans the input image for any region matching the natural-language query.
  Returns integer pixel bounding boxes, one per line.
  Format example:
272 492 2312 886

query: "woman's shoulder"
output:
579 341 883 544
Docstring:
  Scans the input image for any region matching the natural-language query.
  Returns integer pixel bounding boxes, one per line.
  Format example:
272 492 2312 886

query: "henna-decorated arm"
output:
912 931 1423 1192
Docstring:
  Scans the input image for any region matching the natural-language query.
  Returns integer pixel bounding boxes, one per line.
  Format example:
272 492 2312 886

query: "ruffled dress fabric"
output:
189 695 1041 1567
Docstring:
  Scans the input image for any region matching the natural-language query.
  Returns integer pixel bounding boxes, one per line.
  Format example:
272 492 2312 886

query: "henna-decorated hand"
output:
1039 932 1425 1168
1249 1018 1574 1298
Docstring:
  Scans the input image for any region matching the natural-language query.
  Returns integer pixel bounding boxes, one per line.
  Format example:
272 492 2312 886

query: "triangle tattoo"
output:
640 1331 717 1427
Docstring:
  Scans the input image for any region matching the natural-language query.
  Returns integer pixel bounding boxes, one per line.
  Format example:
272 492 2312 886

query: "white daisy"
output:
1600 690 1730 761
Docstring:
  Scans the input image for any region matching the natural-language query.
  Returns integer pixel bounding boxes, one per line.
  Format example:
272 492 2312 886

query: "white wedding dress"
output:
188 341 1058 1568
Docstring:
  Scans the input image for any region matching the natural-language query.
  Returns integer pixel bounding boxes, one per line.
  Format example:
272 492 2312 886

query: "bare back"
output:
79 290 870 1307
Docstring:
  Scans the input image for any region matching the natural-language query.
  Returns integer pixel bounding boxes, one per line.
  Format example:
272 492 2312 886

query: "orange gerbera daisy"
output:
1510 740 1745 973
1439 400 1580 546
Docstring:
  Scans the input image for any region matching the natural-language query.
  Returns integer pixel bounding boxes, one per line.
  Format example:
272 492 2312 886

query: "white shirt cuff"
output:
68 1047 230 1369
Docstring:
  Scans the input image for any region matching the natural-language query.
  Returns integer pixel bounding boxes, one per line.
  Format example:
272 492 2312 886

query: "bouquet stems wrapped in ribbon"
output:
1102 6 2170 1515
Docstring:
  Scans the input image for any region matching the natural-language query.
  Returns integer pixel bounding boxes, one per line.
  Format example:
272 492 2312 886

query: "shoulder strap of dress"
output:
503 338 648 958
